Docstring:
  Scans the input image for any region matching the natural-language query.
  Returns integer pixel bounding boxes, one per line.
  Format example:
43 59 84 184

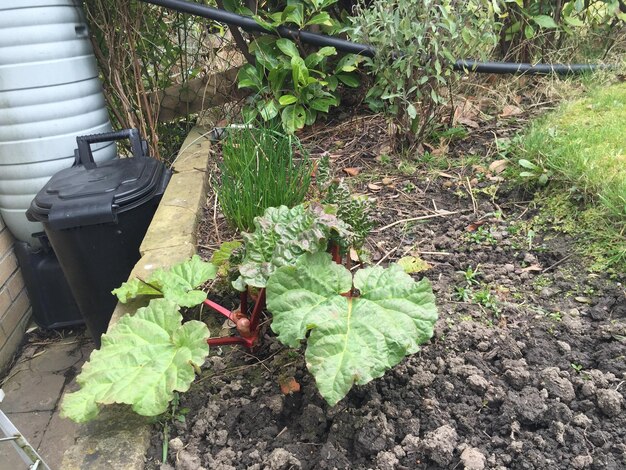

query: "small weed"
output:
431 125 469 142
518 158 552 186
570 363 584 374
455 286 472 302
547 311 563 322
533 275 553 289
465 226 497 245
160 392 190 462
526 229 536 250
398 161 417 175
379 154 392 165
458 265 481 286
402 181 417 192
473 288 501 316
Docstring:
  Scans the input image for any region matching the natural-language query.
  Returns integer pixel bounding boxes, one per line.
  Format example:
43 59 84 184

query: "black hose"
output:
141 0 376 56
453 60 605 75
139 0 606 75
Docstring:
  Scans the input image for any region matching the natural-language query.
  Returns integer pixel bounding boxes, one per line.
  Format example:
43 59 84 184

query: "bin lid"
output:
28 156 167 230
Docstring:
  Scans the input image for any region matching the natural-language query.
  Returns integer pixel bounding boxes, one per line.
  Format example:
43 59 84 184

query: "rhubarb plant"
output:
232 203 350 291
112 255 217 307
266 251 438 405
61 299 210 423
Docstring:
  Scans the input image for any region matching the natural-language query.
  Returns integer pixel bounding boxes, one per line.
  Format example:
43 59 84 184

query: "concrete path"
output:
0 332 93 470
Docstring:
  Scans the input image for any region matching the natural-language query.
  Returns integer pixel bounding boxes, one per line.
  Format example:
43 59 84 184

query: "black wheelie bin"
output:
27 129 171 347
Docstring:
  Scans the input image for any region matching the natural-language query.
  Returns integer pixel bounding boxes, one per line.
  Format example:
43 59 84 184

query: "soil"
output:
146 95 626 470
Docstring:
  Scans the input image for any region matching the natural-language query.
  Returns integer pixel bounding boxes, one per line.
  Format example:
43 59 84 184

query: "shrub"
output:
232 0 363 133
494 0 626 62
349 0 497 145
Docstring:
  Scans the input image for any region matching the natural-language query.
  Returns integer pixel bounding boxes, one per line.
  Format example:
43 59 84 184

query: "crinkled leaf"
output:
233 204 350 291
150 256 216 307
211 241 243 277
61 299 210 422
113 255 216 308
112 278 161 303
267 252 437 406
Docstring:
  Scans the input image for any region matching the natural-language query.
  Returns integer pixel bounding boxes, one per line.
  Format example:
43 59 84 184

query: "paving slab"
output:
1 369 65 413
28 340 86 373
38 410 83 469
61 406 152 470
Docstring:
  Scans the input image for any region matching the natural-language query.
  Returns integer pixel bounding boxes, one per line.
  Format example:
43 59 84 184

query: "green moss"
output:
530 189 626 272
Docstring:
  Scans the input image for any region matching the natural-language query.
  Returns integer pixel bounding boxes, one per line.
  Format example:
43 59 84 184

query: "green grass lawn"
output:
523 81 626 216
519 81 626 271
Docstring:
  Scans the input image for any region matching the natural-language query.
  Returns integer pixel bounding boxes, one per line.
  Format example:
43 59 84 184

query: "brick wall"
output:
0 214 31 372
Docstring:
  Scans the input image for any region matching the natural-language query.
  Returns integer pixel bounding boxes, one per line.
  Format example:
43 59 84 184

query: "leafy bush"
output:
349 0 497 144
234 0 363 133
218 126 312 231
494 0 625 62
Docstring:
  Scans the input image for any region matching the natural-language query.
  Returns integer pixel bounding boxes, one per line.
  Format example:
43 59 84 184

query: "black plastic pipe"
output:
453 60 604 75
141 0 376 56
139 0 605 75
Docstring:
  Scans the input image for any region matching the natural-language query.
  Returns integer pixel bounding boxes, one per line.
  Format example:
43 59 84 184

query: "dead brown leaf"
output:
466 221 485 232
279 377 301 395
500 105 523 117
367 183 382 191
521 264 542 272
343 167 361 177
488 159 508 174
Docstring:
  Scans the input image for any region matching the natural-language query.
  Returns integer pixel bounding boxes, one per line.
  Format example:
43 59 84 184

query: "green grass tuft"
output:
218 126 312 232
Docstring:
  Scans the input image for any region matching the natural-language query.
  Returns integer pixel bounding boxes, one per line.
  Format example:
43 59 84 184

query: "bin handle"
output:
75 129 146 168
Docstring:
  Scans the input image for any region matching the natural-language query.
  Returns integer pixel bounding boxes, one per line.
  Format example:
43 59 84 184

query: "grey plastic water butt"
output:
0 0 115 246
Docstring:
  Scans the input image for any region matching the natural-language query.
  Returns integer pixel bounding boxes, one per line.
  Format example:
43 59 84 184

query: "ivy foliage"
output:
267 252 438 405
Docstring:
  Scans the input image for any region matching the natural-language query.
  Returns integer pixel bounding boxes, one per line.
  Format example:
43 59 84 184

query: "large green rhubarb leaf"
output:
233 203 350 291
112 255 217 307
267 252 437 406
61 299 210 423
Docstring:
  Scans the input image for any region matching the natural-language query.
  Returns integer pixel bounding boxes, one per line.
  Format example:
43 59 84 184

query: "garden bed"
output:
147 104 626 470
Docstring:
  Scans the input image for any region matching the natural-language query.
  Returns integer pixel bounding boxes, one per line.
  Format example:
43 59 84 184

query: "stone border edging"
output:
61 126 212 469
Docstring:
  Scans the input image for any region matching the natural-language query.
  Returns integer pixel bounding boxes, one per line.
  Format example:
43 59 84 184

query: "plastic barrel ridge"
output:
0 0 115 246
